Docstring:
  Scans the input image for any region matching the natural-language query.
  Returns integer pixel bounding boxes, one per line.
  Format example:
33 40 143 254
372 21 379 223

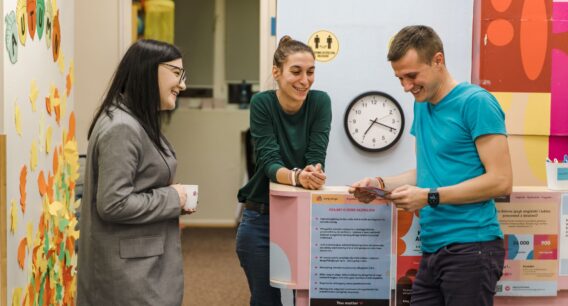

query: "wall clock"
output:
344 91 405 152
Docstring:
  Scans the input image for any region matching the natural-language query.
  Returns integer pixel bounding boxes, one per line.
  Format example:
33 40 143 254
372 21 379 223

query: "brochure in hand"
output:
353 186 391 199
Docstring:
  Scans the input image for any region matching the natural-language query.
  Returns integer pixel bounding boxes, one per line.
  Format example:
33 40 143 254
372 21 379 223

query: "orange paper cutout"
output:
54 105 61 124
32 245 40 268
45 97 52 115
20 166 27 213
38 171 47 196
44 274 53 304
47 173 54 203
26 0 36 39
66 73 72 96
67 236 75 256
38 214 46 237
67 112 76 141
17 237 27 269
52 10 61 62
53 149 59 174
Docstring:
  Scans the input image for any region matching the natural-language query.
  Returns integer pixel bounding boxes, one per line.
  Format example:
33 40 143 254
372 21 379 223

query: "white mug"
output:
183 185 199 211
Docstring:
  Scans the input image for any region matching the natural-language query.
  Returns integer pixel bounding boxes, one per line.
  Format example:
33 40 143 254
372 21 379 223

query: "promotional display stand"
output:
269 184 568 306
269 183 312 305
269 183 392 306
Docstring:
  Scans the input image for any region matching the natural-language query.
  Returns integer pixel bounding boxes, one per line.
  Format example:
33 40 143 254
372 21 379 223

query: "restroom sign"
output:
308 30 339 62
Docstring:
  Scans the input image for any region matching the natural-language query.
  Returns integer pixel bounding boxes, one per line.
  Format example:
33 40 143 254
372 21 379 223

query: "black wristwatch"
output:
427 188 440 208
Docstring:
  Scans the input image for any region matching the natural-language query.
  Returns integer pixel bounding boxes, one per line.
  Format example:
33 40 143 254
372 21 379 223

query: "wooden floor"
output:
181 227 250 305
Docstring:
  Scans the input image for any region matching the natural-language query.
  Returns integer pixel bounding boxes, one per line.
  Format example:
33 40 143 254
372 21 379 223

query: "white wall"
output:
277 0 474 185
74 0 130 154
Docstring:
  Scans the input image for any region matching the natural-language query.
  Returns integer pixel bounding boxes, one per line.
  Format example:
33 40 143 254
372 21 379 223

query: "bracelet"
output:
295 169 303 187
291 168 300 186
376 176 385 189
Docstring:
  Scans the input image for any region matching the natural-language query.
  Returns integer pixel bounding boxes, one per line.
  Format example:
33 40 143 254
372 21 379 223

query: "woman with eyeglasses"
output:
236 35 332 305
77 39 191 306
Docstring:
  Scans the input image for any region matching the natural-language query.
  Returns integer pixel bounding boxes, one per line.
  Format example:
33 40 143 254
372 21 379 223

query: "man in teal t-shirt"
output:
350 25 512 306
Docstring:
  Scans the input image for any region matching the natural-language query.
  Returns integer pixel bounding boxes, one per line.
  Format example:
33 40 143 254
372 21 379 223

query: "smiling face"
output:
158 58 186 110
273 51 315 106
391 48 445 103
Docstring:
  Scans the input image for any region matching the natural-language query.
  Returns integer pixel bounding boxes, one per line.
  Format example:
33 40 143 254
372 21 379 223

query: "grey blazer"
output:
77 107 183 306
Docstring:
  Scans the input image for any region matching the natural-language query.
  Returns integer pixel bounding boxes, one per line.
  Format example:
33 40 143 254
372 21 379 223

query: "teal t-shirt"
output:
237 90 332 205
410 82 506 253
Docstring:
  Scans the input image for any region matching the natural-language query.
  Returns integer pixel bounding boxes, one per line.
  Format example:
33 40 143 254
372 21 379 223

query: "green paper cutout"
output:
58 218 69 232
37 0 45 39
5 11 18 64
44 0 51 48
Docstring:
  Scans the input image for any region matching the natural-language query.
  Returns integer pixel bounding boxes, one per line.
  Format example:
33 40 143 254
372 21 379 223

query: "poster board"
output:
310 193 392 306
495 191 560 296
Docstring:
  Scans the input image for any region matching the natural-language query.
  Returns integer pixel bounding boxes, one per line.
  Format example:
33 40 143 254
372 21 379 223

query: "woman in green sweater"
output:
236 35 332 305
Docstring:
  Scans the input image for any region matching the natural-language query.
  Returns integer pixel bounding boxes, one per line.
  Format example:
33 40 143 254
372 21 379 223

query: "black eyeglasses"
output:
160 63 187 85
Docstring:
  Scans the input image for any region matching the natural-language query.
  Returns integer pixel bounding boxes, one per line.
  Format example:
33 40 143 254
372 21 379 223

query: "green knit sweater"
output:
237 90 332 205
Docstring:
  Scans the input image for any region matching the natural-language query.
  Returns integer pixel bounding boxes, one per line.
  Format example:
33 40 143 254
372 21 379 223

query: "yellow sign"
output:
308 30 339 62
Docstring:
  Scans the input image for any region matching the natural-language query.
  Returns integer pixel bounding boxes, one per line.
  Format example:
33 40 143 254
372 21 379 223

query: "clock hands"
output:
363 117 398 139
362 119 376 139
372 119 397 132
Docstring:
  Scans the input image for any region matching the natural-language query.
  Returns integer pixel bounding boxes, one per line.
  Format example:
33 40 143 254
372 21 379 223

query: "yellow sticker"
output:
57 50 65 73
10 199 18 233
16 0 27 45
29 80 39 111
46 125 52 153
30 140 38 171
49 201 62 216
26 222 33 247
308 30 339 62
39 112 45 152
11 287 22 306
14 103 22 136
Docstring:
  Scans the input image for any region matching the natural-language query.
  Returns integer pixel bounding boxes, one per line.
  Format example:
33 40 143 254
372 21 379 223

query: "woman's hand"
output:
171 184 187 211
299 163 327 190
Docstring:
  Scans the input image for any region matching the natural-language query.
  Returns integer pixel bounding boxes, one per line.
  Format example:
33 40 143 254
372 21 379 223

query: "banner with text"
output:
310 194 392 306
496 192 560 296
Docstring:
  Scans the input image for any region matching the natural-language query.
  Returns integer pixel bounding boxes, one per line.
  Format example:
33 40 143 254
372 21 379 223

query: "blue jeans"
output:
236 209 282 306
411 239 505 306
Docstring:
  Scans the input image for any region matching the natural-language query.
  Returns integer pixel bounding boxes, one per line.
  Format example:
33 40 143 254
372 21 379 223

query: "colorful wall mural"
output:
3 0 78 305
474 0 568 186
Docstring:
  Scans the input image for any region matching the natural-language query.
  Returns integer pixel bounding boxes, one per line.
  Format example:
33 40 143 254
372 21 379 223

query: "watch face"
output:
344 91 405 152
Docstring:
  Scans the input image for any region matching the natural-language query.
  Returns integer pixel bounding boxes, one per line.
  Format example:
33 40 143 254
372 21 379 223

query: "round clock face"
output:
344 91 405 152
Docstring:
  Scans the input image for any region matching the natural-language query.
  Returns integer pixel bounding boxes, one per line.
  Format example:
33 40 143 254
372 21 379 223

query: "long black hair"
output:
88 39 182 155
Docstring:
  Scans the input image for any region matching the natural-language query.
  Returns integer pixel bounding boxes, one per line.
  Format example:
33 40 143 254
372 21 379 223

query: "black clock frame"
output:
343 91 405 152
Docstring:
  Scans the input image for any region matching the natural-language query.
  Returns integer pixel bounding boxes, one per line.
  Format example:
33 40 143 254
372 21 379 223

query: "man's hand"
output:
389 185 429 212
348 177 380 203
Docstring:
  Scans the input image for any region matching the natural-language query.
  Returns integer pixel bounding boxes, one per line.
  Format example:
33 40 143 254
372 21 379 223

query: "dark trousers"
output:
411 239 505 306
236 209 282 306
